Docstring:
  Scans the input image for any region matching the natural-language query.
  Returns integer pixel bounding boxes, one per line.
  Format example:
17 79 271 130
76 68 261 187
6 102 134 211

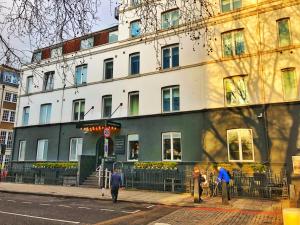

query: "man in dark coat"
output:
110 169 122 203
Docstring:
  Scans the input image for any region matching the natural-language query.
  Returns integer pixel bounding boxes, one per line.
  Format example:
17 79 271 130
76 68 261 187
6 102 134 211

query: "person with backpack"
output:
217 166 231 204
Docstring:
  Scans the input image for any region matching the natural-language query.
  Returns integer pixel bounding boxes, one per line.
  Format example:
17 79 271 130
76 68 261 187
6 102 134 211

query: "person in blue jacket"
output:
217 166 231 201
110 169 122 203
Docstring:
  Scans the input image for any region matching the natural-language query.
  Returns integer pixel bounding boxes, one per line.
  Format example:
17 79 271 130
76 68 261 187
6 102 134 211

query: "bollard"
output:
283 208 300 225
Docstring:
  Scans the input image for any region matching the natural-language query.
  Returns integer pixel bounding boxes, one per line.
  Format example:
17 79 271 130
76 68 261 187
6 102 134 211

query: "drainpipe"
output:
57 72 66 161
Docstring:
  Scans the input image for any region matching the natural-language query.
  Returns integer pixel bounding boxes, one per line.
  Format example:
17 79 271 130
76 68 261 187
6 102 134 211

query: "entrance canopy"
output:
76 120 121 134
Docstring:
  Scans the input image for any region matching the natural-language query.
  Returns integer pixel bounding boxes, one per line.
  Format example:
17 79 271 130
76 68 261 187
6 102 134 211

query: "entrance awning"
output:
76 120 121 134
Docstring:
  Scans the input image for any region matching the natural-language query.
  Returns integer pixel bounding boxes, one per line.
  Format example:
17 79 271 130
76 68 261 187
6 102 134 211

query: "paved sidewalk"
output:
0 182 192 206
0 182 283 224
0 182 282 209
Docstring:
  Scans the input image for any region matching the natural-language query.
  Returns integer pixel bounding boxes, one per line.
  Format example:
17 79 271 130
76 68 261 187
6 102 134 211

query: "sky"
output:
0 0 119 64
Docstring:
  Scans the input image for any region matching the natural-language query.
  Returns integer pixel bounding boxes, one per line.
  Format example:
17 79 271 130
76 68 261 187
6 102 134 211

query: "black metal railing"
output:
122 169 189 193
1 166 78 186
121 168 288 199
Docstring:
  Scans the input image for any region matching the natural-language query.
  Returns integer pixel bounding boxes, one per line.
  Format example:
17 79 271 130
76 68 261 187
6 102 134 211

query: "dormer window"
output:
80 37 94 49
51 47 62 58
32 51 42 63
109 31 118 43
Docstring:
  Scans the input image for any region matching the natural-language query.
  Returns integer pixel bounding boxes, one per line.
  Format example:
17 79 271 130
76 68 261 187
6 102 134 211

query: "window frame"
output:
162 132 182 162
43 71 55 91
80 37 94 50
129 53 140 75
39 103 52 124
277 18 292 48
281 67 298 101
161 86 180 113
18 140 26 161
103 58 114 80
32 51 42 63
0 130 13 149
69 137 83 161
161 8 180 30
161 44 179 70
223 75 249 106
128 91 139 116
22 106 30 126
26 76 33 94
102 95 112 118
221 29 245 57
4 92 17 103
127 134 139 161
109 31 118 43
72 99 85 121
227 129 254 162
51 47 63 58
2 110 15 123
75 64 88 86
220 0 242 13
130 20 141 38
36 139 48 161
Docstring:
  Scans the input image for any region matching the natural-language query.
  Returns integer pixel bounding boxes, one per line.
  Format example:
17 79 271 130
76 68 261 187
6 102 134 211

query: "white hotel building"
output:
11 0 300 183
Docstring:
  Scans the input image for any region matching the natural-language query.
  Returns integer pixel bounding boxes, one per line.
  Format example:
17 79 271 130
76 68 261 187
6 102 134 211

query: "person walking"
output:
217 166 231 205
193 167 206 203
110 169 122 203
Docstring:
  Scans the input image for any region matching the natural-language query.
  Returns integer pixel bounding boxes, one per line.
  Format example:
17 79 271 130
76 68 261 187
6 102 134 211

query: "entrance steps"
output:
80 172 99 188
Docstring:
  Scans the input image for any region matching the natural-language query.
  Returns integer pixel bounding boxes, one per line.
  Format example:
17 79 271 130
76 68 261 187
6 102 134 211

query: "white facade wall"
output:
17 0 300 127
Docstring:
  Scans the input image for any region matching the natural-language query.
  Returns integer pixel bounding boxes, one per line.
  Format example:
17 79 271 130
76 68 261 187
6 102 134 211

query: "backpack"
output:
226 170 232 179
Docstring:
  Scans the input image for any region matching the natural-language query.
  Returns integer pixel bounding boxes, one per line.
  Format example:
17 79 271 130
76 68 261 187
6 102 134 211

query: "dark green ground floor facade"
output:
11 102 300 176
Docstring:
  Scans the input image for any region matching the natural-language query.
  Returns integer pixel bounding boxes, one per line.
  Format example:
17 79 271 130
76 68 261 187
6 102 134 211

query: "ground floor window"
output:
69 138 83 161
162 132 182 161
127 134 139 161
227 129 254 162
36 139 48 161
18 140 26 161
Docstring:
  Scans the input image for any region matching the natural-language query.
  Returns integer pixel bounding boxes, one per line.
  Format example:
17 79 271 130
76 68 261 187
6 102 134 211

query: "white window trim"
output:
277 18 292 48
102 96 112 118
128 92 139 116
162 132 182 162
0 130 13 149
4 92 17 103
130 20 141 38
161 9 179 30
103 59 114 80
161 44 179 70
2 110 15 123
223 75 249 106
40 104 52 124
43 71 55 91
127 134 139 161
36 139 48 161
22 106 30 126
26 76 33 94
129 53 140 75
161 86 180 113
51 47 63 58
227 129 255 162
69 138 83 162
72 100 85 121
220 0 242 12
221 29 245 57
75 64 88 85
80 37 94 50
18 140 26 161
281 68 298 101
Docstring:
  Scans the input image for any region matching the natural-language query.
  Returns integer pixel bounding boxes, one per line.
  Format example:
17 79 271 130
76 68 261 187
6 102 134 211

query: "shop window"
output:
69 138 83 161
127 134 139 161
162 132 182 161
36 139 48 161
